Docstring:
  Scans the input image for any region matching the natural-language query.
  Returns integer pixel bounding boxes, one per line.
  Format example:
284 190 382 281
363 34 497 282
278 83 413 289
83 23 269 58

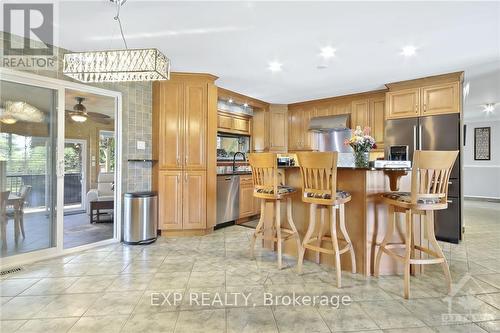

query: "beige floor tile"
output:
0 295 56 320
69 315 128 333
20 277 78 295
148 272 191 289
273 306 330 333
121 312 178 333
476 274 500 290
382 327 434 333
477 320 500 332
0 320 27 332
227 307 278 333
16 317 79 333
34 293 101 318
188 271 225 288
83 291 143 316
432 323 487 332
106 274 153 291
0 278 39 296
174 309 225 333
64 275 117 293
319 302 379 332
361 300 426 329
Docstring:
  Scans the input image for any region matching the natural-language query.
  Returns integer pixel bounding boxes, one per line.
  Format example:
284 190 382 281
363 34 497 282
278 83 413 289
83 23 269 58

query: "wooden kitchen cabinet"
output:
184 83 207 170
239 175 255 218
421 82 460 116
386 88 420 119
252 108 269 152
269 105 288 152
217 113 233 131
183 171 207 229
351 99 370 129
155 81 183 170
158 170 183 230
288 107 316 151
386 74 462 119
217 111 251 135
153 73 217 233
369 97 385 150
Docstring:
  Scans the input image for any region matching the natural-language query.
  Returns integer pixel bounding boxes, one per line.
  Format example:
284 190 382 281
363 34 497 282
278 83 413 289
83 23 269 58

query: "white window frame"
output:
0 67 123 268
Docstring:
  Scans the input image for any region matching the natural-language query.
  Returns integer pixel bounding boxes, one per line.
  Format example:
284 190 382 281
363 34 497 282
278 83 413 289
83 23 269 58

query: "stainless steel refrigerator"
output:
385 114 462 243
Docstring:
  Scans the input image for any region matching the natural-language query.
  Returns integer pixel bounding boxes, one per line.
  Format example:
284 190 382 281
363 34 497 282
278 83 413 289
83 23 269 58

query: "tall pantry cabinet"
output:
153 73 218 234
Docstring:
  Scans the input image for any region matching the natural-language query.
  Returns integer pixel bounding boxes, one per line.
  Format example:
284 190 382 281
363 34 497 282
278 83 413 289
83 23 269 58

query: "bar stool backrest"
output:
296 152 338 204
411 150 459 209
19 185 32 209
248 153 280 199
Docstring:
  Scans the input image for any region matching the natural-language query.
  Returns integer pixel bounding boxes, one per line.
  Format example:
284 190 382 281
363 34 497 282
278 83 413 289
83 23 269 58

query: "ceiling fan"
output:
66 97 112 124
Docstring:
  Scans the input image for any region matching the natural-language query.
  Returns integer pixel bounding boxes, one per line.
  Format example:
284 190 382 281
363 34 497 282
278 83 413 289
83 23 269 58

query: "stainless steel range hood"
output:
309 114 350 131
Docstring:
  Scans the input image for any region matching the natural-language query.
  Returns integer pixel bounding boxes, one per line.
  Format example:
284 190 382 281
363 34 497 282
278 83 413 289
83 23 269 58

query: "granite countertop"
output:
277 165 411 171
216 171 252 176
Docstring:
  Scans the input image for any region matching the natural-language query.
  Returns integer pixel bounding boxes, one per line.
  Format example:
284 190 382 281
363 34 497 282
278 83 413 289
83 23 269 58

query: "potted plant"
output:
344 126 377 168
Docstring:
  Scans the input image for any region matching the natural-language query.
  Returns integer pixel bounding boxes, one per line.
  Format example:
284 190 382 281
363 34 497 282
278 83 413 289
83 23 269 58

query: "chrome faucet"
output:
232 152 246 173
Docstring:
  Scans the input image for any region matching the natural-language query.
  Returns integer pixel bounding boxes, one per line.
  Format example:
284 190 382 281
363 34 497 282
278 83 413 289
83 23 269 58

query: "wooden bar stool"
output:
374 150 459 299
248 153 301 269
296 152 356 288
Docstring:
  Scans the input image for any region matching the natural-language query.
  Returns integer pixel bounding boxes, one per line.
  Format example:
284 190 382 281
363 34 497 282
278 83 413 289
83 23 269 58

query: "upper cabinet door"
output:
351 99 370 129
269 109 287 152
184 83 207 169
301 107 316 150
232 117 251 134
386 88 420 119
183 170 206 229
217 113 233 131
158 81 183 169
369 97 385 150
422 82 460 116
288 109 301 150
158 170 183 230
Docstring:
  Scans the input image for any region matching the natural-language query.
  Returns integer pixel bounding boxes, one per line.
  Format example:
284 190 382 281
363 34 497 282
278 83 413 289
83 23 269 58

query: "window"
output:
99 130 115 172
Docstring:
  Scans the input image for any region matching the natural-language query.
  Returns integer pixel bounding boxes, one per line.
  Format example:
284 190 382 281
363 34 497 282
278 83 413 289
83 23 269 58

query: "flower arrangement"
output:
344 126 377 152
344 126 376 167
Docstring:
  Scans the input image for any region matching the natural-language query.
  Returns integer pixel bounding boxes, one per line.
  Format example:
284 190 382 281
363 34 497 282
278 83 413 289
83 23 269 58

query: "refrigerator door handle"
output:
419 124 423 149
413 125 417 151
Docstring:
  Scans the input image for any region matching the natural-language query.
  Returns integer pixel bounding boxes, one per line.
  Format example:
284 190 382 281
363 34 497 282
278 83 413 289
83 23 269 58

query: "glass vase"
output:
354 151 369 168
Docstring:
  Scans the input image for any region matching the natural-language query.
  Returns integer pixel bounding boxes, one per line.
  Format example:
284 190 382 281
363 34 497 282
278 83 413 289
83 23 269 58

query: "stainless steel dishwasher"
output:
216 175 240 225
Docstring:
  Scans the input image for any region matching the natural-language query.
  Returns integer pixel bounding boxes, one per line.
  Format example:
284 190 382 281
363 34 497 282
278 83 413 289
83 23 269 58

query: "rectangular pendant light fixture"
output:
63 48 170 83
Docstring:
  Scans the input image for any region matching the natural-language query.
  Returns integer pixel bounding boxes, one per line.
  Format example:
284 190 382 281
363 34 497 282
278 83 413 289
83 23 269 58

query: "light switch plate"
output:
137 141 146 150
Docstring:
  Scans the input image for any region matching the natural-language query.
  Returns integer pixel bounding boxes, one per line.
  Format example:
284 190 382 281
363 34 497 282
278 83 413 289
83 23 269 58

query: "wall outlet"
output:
137 141 146 150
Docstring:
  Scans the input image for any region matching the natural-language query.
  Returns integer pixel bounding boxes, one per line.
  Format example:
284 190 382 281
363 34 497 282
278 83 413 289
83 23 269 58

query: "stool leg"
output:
339 203 356 274
298 203 317 274
1 218 6 250
250 200 266 259
286 197 302 262
374 205 395 277
276 200 283 269
316 207 326 264
20 213 25 239
403 209 412 299
426 210 452 294
330 205 342 288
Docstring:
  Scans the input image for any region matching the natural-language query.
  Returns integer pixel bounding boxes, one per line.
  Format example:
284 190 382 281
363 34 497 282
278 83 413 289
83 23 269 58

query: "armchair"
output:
86 172 114 215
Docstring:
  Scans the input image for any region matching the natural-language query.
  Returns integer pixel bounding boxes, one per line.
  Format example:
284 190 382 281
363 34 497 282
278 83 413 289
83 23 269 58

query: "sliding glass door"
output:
0 80 58 258
63 89 116 249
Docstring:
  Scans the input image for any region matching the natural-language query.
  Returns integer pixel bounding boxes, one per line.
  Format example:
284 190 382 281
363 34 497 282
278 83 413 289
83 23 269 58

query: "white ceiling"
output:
56 1 500 117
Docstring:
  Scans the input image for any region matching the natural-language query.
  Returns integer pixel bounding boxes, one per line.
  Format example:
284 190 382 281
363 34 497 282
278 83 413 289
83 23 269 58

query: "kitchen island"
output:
259 166 420 276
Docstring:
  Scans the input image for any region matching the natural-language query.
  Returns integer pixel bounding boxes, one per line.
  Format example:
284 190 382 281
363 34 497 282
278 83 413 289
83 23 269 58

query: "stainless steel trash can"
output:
123 191 158 244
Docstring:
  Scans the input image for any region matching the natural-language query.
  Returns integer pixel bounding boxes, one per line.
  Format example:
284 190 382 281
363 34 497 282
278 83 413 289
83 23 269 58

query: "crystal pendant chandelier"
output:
63 0 170 83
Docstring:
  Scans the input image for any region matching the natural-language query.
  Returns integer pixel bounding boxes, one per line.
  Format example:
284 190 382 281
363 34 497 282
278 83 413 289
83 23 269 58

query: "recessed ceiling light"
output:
243 103 248 107
401 45 417 56
483 103 496 113
320 46 336 59
228 98 233 103
268 61 282 72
